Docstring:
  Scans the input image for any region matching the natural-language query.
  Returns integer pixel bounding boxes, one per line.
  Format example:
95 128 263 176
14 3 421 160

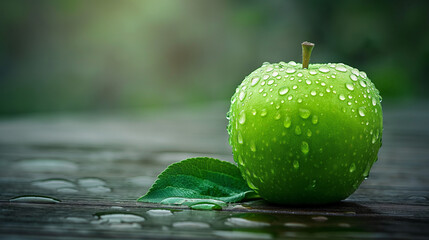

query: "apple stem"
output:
302 41 315 69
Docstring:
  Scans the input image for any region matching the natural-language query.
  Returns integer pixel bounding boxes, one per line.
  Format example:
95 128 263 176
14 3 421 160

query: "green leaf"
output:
137 157 257 204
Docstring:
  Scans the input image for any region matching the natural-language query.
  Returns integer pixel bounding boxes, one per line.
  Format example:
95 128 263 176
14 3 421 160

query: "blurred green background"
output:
0 0 428 115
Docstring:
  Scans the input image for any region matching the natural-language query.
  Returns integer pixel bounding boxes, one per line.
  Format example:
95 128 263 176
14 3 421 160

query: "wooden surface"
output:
0 101 428 240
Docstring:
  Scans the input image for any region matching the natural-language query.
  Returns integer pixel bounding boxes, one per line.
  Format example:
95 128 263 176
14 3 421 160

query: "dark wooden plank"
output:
0 101 429 239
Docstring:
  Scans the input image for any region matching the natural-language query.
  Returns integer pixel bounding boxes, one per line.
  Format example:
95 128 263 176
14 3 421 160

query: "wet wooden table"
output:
0 101 428 239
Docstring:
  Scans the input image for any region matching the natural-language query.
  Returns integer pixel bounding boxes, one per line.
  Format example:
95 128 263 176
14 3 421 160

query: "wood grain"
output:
0 102 428 239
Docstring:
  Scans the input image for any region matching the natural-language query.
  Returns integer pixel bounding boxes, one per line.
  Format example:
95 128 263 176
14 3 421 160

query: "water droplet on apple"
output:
346 83 354 91
350 74 358 81
279 87 289 96
311 115 318 124
251 77 260 86
306 129 312 137
293 160 299 169
260 109 267 117
372 98 377 106
310 90 317 96
237 155 244 166
239 91 246 101
250 141 256 152
371 133 377 144
359 80 367 88
297 73 303 77
286 68 296 73
237 132 243 144
309 70 317 75
358 107 366 117
363 162 371 179
274 112 281 120
318 67 330 73
349 163 356 173
288 61 297 66
283 116 291 128
301 141 309 154
295 126 302 135
292 85 298 90
352 69 359 75
267 80 274 85
309 180 316 188
306 80 312 85
266 67 274 72
359 71 367 79
339 94 346 101
299 108 311 119
239 110 246 124
335 65 347 72
272 71 279 77
251 109 257 115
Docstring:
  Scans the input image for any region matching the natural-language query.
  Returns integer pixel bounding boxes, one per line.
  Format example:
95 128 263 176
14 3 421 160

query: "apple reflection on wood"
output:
227 42 383 205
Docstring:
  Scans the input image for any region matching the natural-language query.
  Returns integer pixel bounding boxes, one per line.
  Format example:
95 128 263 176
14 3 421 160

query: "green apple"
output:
227 42 383 205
